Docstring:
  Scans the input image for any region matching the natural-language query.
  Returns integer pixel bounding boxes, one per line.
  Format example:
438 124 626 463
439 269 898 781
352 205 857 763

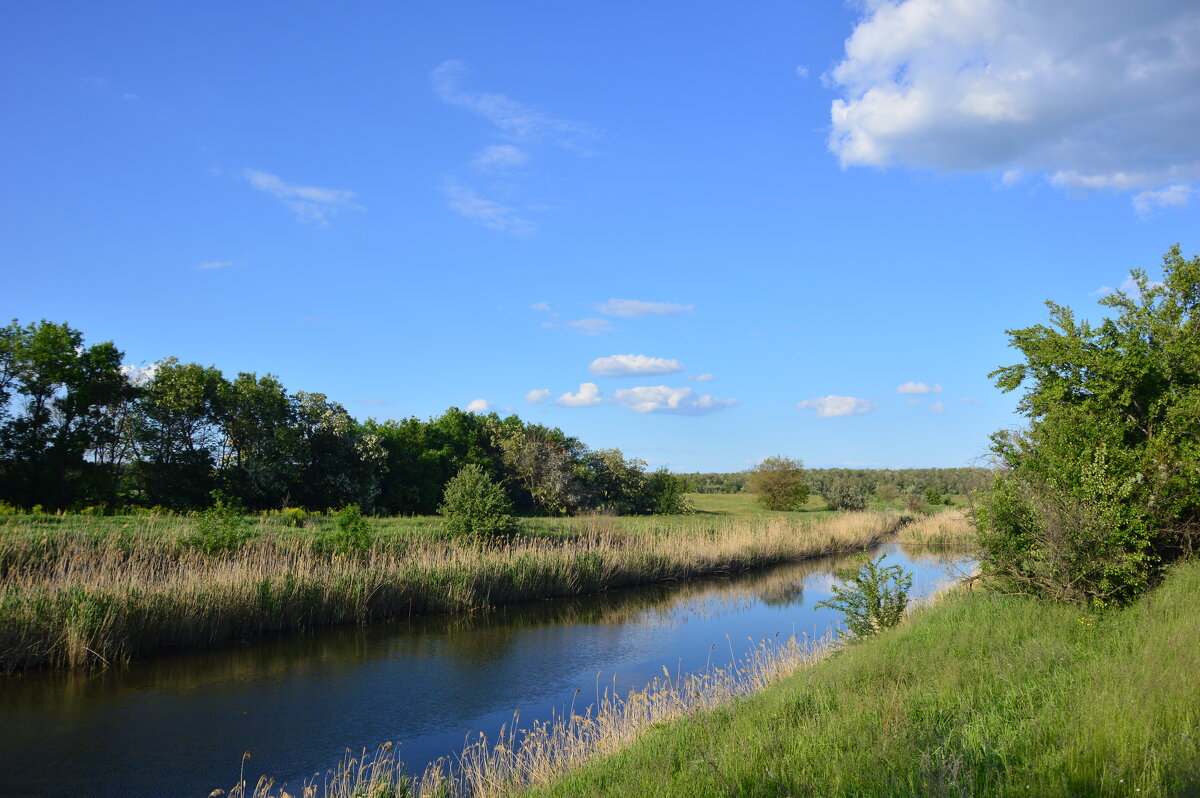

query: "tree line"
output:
0 319 689 515
680 467 992 499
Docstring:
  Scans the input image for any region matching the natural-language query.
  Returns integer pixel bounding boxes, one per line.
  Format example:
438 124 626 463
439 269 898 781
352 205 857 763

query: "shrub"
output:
280 506 308 528
182 491 254 554
325 504 372 553
815 553 913 638
643 469 694 515
747 456 810 511
439 464 515 539
823 478 868 511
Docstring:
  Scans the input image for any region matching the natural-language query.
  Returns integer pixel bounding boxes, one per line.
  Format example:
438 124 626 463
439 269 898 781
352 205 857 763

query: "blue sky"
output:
3 1 1198 472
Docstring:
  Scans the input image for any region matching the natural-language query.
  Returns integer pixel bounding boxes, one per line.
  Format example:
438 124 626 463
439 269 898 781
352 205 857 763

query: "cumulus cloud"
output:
120 363 159 385
465 398 493 413
589 354 685 378
596 299 694 318
1133 184 1193 219
689 374 715 382
196 260 233 270
612 386 740 415
431 60 598 153
568 318 612 335
525 388 551 404
556 382 602 407
473 144 529 171
244 169 362 226
796 395 878 418
442 181 535 235
828 0 1200 212
897 381 942 395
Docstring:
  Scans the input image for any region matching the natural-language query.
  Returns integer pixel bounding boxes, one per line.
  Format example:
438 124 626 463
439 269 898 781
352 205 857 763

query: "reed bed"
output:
893 509 975 548
222 630 836 798
0 511 897 670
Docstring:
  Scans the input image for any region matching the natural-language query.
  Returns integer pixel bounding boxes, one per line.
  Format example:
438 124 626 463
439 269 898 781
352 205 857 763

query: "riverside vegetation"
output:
0 503 904 670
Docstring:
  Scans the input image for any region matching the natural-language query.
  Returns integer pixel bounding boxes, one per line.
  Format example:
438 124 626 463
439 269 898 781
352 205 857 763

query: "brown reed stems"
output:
0 511 897 671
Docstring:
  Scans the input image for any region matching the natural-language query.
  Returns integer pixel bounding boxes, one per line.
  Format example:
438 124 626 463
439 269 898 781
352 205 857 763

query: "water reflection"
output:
0 543 968 798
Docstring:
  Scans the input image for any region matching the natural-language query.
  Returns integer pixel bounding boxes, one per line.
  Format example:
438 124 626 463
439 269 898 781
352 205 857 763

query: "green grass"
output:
528 559 1200 798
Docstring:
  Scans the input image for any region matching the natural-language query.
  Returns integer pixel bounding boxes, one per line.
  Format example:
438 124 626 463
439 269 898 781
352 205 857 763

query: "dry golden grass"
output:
0 511 898 670
894 509 976 548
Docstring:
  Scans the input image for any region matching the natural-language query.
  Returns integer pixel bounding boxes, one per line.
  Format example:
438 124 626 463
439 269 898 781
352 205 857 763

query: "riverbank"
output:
0 508 898 670
528 557 1200 797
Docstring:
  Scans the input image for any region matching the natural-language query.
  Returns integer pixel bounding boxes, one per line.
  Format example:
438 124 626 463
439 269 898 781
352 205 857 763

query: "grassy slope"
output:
531 560 1200 798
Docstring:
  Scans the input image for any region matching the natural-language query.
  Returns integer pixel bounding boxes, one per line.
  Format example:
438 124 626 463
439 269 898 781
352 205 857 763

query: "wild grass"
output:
525 558 1200 798
0 509 898 670
894 508 976 548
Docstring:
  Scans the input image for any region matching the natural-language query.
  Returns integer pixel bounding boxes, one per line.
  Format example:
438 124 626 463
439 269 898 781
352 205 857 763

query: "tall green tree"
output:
747 456 810 511
978 245 1200 605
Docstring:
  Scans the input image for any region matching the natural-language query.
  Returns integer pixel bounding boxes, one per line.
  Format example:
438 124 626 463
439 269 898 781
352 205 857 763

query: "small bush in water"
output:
816 553 913 638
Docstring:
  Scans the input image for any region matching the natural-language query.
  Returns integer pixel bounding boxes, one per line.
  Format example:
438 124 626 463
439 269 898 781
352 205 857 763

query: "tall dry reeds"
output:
894 509 975 548
0 511 897 670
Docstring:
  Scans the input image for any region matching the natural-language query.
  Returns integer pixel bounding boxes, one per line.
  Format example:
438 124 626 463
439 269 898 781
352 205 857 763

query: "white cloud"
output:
897 381 942 395
442 181 535 235
795 65 810 79
431 60 598 153
1133 184 1193 219
530 302 551 312
465 398 493 413
828 1 1200 210
196 260 233 270
473 144 529 171
595 298 694 318
120 363 159 385
556 382 602 407
568 318 612 335
688 374 715 382
525 388 551 404
929 401 945 413
243 169 362 226
960 397 985 405
1090 285 1116 297
589 354 685 378
612 386 740 415
796 395 878 418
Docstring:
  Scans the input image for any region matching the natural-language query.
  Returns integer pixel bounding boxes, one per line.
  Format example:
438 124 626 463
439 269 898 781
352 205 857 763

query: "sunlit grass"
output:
894 508 976 548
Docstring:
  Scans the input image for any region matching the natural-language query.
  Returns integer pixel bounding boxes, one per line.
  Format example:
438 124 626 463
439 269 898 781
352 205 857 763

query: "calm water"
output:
0 543 970 797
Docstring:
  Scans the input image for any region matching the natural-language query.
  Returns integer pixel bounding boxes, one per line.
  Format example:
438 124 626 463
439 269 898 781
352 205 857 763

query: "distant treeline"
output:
680 468 993 497
0 320 688 515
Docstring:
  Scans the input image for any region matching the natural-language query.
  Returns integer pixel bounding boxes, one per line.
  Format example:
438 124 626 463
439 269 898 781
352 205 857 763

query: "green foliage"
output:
438 463 515 539
747 456 810 511
279 506 307 527
815 554 912 638
182 490 254 554
822 477 868 511
979 245 1200 605
643 469 694 515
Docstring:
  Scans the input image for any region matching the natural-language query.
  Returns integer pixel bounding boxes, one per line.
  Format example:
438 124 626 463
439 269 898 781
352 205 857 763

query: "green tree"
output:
978 245 1200 605
747 456 809 511
822 477 868 511
438 463 515 539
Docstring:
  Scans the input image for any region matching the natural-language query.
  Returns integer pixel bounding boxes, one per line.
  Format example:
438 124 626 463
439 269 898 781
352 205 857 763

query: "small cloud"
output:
473 144 529 171
960 397 985 405
357 398 391 407
1133 185 1192 219
795 65 810 79
688 374 715 382
466 398 493 413
929 401 945 413
431 60 598 153
589 354 685 378
1001 169 1024 187
1090 285 1115 297
196 260 233 270
121 93 139 101
530 302 551 312
596 298 694 318
80 76 109 88
557 382 602 407
568 318 612 336
525 388 551 404
613 386 740 415
906 398 923 406
442 181 535 235
243 169 362 226
897 381 941 395
796 395 878 418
